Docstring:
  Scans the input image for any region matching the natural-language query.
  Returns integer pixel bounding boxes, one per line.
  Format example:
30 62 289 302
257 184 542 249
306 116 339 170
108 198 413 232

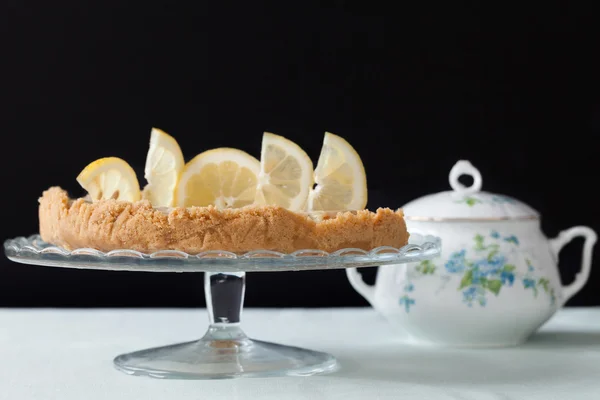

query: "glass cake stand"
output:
4 233 441 380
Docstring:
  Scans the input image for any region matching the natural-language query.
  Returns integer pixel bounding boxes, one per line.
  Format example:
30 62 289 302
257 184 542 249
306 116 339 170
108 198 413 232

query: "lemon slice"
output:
142 127 185 207
307 132 367 211
175 148 260 208
76 157 141 202
254 132 314 211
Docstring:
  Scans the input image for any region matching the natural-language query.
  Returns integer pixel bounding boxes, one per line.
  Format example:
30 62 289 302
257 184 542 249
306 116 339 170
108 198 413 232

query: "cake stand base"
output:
113 270 340 379
113 325 338 379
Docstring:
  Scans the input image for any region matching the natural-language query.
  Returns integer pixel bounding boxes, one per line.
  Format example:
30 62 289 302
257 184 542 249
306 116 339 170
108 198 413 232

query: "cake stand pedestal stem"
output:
205 271 246 329
200 271 251 353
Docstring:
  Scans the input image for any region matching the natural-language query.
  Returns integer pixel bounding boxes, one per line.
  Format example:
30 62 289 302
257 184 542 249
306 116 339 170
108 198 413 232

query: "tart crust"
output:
39 187 409 254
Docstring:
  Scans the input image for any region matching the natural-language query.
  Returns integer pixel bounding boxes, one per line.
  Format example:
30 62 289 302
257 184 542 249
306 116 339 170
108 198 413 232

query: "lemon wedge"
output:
307 132 367 211
175 148 260 208
76 157 141 202
254 132 314 211
142 127 185 207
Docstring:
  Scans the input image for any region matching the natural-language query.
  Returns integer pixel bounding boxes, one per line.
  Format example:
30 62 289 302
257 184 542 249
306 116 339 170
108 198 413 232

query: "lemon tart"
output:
38 129 409 254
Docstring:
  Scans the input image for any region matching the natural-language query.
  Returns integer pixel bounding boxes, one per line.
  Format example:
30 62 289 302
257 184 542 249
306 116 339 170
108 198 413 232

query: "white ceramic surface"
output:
347 160 597 347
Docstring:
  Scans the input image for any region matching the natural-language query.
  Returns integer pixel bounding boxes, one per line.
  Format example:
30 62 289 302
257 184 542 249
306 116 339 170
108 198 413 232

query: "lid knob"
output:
449 160 482 195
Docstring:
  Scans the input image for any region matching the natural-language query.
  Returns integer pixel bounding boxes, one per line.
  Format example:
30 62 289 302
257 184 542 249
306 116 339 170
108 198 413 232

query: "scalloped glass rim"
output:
4 233 441 272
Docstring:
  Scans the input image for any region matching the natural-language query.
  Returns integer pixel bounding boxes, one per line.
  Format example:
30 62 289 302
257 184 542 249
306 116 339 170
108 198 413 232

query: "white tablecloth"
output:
1 307 599 400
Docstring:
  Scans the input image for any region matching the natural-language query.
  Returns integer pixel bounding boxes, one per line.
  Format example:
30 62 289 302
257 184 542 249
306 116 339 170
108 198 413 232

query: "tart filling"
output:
39 187 409 254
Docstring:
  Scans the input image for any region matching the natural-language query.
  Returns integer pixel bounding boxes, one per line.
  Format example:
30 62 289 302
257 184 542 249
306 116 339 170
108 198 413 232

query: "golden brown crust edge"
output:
39 187 409 254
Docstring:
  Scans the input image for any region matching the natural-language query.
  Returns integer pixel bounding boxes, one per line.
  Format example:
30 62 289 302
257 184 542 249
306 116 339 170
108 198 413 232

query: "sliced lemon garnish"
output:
307 132 367 211
76 157 141 202
142 127 185 207
254 132 314 211
175 148 260 208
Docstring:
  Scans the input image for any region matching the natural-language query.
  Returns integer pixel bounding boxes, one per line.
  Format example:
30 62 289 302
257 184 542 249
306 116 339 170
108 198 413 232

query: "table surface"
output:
1 307 599 400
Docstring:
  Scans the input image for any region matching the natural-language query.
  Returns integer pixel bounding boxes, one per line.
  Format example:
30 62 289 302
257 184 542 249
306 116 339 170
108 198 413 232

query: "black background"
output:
1 2 598 308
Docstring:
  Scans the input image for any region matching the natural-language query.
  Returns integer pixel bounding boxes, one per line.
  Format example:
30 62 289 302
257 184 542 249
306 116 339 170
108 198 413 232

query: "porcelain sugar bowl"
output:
347 160 597 347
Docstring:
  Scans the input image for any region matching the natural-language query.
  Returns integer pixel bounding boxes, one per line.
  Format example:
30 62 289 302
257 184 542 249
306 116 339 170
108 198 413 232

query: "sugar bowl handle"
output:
550 226 597 304
449 160 483 195
346 268 376 306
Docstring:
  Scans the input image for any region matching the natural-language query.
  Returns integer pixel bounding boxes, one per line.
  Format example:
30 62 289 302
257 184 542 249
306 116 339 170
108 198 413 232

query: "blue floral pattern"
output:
521 259 556 305
399 279 416 312
397 259 436 313
399 231 555 311
399 295 415 313
444 231 555 307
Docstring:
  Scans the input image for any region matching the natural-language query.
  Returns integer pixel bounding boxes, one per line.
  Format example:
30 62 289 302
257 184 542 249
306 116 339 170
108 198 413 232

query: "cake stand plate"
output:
4 233 441 380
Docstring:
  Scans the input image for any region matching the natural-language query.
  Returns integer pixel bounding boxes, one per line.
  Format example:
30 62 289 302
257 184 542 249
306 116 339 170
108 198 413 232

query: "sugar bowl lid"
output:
402 160 539 221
